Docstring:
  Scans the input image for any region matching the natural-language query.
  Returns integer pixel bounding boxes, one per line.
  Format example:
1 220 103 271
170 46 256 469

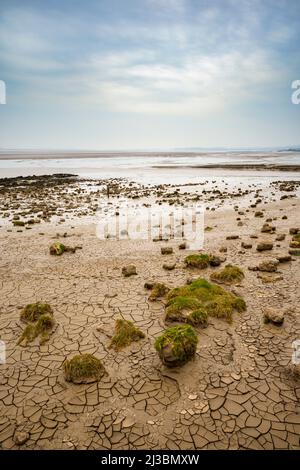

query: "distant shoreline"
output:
0 150 299 161
152 164 300 172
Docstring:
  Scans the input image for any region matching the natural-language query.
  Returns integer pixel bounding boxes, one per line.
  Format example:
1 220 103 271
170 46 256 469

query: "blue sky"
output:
0 0 299 150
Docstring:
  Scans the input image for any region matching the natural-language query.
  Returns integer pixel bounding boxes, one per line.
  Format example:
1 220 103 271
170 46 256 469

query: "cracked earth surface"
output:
0 190 299 450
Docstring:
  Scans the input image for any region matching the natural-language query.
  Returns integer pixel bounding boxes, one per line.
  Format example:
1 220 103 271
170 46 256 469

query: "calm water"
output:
0 151 299 185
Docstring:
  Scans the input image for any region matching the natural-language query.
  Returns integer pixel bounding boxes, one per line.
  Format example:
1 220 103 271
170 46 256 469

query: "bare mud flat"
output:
0 174 299 450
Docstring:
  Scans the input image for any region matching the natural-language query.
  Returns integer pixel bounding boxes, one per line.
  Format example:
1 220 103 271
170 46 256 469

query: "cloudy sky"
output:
0 0 299 150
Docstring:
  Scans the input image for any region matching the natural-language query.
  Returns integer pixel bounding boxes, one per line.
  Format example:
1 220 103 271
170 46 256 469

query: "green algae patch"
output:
148 283 169 300
184 254 211 269
64 354 107 384
110 319 145 351
166 278 246 323
18 313 55 346
50 241 66 255
20 302 53 322
155 324 198 367
18 302 55 346
210 265 244 285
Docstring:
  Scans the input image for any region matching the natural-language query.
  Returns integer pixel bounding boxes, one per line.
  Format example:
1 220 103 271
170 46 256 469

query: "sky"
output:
0 0 299 150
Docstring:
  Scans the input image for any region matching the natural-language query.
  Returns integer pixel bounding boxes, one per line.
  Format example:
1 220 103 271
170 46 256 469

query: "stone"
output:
161 247 173 255
226 235 239 240
122 265 137 277
258 259 279 272
276 254 292 263
263 307 284 326
14 431 29 446
179 242 186 250
241 242 252 249
122 416 135 428
261 223 275 233
163 263 176 270
257 242 273 251
289 228 299 235
188 394 197 401
275 234 285 241
289 248 300 256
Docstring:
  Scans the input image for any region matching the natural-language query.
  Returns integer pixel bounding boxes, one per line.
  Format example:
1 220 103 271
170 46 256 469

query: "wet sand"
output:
0 174 299 450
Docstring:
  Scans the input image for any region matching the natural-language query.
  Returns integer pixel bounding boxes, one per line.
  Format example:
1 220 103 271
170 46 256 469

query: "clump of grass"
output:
184 254 211 269
210 264 244 285
166 278 246 323
110 319 145 350
20 302 53 322
18 313 55 346
148 283 169 300
18 302 55 346
187 309 208 327
64 354 107 384
49 241 66 255
155 324 198 367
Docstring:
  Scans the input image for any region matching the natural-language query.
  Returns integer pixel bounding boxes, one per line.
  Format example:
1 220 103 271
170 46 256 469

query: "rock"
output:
255 211 264 217
261 223 275 233
209 255 224 267
276 254 292 263
122 265 137 277
257 273 283 283
161 247 173 255
226 235 239 240
289 228 299 235
178 242 186 250
289 248 300 256
263 307 284 326
241 242 252 249
122 416 135 428
276 234 286 241
155 324 198 367
258 259 279 272
250 234 258 239
144 281 154 290
219 246 227 253
14 431 30 446
163 262 176 270
256 242 273 251
188 394 198 400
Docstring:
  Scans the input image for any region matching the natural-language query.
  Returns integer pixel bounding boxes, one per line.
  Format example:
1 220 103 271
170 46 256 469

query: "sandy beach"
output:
0 172 299 450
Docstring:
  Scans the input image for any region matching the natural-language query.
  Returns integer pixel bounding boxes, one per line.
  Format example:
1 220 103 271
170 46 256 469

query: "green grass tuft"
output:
155 324 198 367
64 354 107 383
184 254 211 268
110 319 145 350
210 264 244 284
166 278 246 323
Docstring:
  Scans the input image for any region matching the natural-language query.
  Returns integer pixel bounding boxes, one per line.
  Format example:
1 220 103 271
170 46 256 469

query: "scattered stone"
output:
178 242 186 250
161 247 173 255
122 265 137 277
289 228 299 235
261 223 275 233
276 234 286 241
226 235 239 240
219 246 227 253
256 242 273 251
276 254 292 263
258 259 279 272
241 242 252 249
163 262 176 270
14 430 30 446
263 308 284 326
